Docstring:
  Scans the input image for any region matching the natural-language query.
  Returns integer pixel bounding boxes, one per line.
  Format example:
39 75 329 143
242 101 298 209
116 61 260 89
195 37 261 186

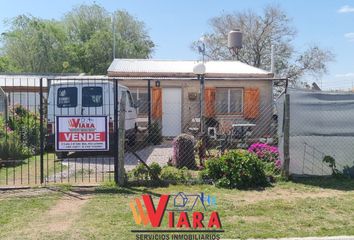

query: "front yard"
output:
1 178 354 239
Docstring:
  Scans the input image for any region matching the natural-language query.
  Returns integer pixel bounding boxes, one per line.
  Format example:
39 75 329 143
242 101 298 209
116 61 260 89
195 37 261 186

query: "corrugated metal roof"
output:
0 74 90 87
0 75 48 87
107 59 274 79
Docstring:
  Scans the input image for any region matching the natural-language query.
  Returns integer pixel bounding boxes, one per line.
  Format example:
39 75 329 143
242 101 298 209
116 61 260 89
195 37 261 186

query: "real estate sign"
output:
55 116 109 151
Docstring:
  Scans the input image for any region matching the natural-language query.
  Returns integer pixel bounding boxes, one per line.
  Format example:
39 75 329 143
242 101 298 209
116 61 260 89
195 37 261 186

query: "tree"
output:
192 5 334 85
0 55 18 72
0 3 155 74
63 4 154 74
1 15 67 73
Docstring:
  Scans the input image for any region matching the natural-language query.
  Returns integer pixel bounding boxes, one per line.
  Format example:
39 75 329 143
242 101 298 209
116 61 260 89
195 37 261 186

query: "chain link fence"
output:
125 98 277 183
2 76 351 187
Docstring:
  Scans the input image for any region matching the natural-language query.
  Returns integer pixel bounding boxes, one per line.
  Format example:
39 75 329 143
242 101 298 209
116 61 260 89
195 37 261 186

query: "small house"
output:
108 59 274 137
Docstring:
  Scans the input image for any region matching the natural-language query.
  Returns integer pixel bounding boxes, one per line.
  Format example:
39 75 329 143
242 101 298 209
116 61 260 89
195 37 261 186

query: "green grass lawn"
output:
0 192 61 239
1 179 354 239
0 153 66 186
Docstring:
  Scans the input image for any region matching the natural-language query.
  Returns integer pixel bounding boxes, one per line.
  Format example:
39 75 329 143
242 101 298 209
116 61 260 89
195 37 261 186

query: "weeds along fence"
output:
0 75 281 187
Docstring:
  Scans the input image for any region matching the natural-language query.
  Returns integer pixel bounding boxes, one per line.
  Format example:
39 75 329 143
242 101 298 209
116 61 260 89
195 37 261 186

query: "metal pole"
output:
114 79 119 184
112 14 116 60
147 79 151 128
118 91 126 186
4 94 8 122
282 93 290 178
39 78 44 184
200 74 205 133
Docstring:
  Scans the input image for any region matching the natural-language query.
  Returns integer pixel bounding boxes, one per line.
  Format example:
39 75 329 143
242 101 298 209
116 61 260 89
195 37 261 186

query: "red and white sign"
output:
55 116 109 151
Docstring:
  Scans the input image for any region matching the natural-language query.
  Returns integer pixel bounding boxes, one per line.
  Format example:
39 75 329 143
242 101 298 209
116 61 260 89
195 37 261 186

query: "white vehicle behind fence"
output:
46 77 138 158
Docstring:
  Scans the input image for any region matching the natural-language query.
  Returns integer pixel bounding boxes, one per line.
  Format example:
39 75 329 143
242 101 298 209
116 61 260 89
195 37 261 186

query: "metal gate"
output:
0 76 124 186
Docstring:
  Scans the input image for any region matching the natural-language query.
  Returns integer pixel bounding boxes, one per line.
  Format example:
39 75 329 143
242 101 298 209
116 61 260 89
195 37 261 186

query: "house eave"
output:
107 71 274 79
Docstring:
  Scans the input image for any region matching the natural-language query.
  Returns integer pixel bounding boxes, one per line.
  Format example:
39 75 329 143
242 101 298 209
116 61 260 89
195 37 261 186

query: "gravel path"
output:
46 143 173 183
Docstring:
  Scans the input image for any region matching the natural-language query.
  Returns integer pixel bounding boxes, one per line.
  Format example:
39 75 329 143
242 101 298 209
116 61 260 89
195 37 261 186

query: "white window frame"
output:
216 88 243 115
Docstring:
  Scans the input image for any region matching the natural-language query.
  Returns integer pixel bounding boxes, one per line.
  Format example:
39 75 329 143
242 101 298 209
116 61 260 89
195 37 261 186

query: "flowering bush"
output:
248 143 281 181
203 150 268 189
248 143 281 168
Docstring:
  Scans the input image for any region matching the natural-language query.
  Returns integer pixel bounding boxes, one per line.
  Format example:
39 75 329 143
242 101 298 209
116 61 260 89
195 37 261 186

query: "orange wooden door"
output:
152 87 162 119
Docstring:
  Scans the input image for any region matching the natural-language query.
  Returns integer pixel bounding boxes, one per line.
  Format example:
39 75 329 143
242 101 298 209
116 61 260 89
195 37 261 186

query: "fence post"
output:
147 79 151 128
4 94 8 122
282 93 290 178
39 77 44 184
114 79 119 185
118 91 126 186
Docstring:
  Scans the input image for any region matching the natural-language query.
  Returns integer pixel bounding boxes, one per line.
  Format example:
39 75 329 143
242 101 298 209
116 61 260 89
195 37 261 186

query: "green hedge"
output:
203 150 268 189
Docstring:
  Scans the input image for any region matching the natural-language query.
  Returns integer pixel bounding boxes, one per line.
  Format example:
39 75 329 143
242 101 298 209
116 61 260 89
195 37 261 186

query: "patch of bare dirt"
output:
8 189 93 238
44 195 89 232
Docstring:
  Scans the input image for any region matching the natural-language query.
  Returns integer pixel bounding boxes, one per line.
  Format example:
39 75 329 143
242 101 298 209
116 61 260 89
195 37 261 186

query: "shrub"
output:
8 105 40 153
131 163 149 180
248 143 280 165
343 164 354 179
149 162 162 181
171 134 196 169
0 136 32 163
323 155 341 177
160 166 192 183
130 162 162 181
204 150 268 189
146 122 163 145
0 115 5 137
248 142 281 178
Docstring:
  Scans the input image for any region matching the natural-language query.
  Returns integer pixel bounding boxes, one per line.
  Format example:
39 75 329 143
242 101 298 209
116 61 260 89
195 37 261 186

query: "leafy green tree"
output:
113 10 154 59
0 4 155 74
2 15 67 72
0 55 18 72
63 4 154 74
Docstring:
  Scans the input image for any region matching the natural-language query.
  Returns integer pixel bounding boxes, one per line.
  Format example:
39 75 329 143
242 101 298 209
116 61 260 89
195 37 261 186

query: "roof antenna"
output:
198 36 206 63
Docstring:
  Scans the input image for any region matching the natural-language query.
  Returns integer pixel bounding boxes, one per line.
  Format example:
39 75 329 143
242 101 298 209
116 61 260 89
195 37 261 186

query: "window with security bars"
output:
130 88 149 115
215 88 243 114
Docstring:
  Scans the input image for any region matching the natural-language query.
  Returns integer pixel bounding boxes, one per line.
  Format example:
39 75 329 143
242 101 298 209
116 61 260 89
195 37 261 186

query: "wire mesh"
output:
5 76 350 186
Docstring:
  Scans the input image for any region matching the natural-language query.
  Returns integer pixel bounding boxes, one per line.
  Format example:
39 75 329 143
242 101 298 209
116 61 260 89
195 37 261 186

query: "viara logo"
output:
129 193 222 229
68 118 96 131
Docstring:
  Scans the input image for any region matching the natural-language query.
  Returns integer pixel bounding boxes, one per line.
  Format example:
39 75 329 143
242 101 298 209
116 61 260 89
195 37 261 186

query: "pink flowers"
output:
248 143 281 169
6 126 13 133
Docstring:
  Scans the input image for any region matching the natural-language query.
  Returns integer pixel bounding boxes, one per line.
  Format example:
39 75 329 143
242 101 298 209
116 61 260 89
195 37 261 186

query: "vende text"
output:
59 132 105 142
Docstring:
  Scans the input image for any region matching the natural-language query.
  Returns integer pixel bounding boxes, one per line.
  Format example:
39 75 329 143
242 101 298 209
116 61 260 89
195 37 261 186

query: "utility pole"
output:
112 14 116 60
